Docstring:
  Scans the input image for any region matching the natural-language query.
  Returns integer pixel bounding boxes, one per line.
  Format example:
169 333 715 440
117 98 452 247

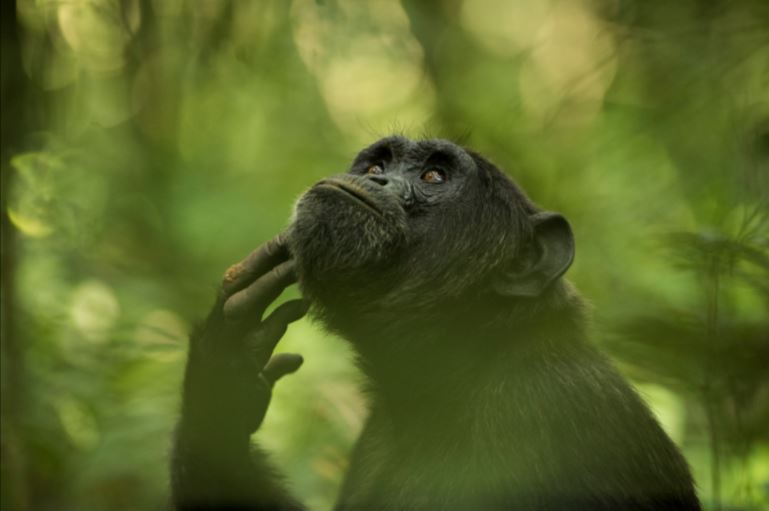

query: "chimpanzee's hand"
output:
182 233 307 440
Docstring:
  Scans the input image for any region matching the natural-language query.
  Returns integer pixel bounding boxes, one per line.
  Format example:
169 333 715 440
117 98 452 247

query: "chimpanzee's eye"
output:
420 169 446 184
366 164 384 175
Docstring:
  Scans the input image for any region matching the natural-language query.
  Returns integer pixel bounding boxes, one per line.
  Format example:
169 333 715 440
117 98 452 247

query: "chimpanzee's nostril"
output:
368 175 389 186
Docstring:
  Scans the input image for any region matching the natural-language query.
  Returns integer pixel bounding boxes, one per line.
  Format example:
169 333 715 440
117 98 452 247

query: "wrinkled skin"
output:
172 136 701 511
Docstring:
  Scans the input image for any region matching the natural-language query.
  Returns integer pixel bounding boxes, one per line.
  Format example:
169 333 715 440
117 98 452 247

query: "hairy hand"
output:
183 233 307 439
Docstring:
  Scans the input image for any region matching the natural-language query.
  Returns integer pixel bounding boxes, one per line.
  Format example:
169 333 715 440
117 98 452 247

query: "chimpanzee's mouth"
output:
315 180 383 217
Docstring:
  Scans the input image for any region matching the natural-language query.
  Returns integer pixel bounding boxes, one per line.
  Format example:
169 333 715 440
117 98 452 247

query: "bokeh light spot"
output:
70 280 121 343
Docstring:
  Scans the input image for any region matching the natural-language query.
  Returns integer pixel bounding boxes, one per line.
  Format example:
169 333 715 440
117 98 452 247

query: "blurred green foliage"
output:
1 1 768 510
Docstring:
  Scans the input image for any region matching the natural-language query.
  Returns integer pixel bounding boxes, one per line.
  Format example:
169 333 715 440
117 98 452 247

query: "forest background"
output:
1 1 768 510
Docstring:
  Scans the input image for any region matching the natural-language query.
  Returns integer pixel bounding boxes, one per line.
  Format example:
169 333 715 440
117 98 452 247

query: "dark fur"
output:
174 136 701 510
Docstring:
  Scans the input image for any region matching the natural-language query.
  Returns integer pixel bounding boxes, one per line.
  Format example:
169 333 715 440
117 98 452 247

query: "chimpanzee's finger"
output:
244 299 308 365
221 233 290 297
223 260 297 322
262 353 304 386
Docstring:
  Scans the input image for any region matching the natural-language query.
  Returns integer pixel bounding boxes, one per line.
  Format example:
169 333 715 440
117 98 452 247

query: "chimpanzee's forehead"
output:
355 136 475 169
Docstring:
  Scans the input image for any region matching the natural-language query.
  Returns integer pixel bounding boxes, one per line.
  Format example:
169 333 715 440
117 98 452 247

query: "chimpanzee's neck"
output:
345 280 590 413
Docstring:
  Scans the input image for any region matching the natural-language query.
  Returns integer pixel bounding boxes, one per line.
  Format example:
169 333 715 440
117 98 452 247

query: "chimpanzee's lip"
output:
315 179 383 217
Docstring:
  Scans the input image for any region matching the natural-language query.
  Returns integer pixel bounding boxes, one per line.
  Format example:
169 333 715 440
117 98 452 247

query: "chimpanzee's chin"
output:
287 188 406 299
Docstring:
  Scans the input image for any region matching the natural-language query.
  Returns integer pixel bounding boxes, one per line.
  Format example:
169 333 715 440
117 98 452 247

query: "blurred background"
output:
1 0 768 510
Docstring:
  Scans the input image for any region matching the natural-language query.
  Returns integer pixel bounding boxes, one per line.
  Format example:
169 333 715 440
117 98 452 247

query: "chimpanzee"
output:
172 136 701 510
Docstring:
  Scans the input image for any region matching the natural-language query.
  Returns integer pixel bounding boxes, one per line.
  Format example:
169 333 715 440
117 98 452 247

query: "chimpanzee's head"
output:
288 136 574 335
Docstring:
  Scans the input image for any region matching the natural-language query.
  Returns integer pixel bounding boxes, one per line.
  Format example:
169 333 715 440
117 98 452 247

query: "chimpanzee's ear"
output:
493 212 575 297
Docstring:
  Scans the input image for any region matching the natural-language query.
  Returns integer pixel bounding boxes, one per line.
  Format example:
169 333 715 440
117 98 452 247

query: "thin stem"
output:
704 255 722 511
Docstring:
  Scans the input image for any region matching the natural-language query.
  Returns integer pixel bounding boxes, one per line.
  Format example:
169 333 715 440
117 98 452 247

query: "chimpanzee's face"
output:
288 136 527 318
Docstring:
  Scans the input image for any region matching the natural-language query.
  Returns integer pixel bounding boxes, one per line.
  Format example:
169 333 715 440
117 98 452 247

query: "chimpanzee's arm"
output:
172 234 308 510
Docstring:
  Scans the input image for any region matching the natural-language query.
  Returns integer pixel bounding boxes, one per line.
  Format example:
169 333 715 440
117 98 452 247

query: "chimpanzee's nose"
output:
359 173 413 206
367 175 388 186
